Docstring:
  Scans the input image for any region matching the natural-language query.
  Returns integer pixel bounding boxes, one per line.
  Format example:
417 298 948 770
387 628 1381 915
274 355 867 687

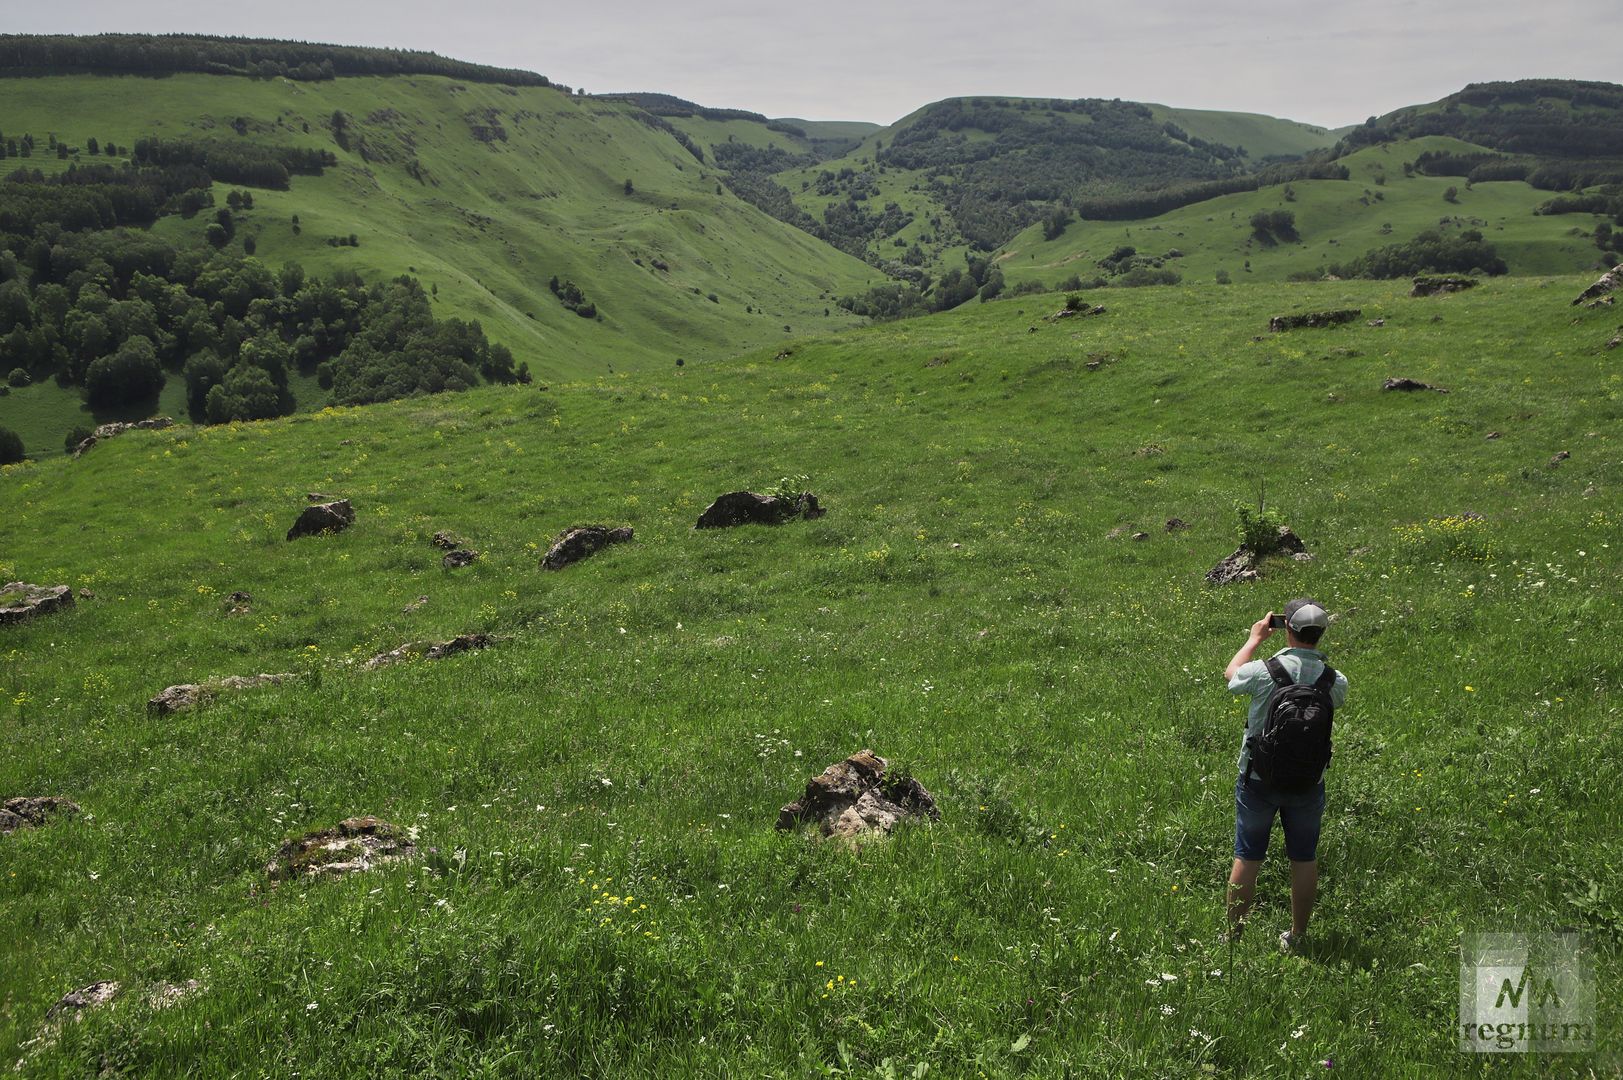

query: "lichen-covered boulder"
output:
1205 526 1309 586
266 816 417 880
541 525 634 570
365 633 495 669
0 583 74 627
1572 264 1623 306
0 796 81 834
286 499 354 541
1268 309 1361 332
777 750 939 840
695 491 824 529
148 673 295 715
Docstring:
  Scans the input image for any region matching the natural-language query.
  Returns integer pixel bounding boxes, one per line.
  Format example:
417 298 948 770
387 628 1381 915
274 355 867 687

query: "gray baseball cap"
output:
1283 597 1329 631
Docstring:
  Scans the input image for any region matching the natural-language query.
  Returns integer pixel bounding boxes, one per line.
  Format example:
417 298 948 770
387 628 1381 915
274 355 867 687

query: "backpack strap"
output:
1312 664 1338 692
1263 656 1294 688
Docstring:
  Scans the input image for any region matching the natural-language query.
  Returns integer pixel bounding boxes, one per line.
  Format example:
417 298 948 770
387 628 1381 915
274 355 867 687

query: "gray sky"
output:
5 0 1616 128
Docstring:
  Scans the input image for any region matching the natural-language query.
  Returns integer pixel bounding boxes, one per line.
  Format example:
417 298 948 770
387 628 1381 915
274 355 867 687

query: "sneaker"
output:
1278 930 1306 954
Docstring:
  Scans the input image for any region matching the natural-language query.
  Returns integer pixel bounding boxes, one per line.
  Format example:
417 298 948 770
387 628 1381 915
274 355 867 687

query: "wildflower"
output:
306 1002 318 1012
1464 685 1475 693
816 961 824 967
1160 1004 1175 1016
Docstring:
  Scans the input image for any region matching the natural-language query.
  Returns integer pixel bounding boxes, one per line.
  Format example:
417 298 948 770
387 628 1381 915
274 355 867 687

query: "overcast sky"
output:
6 0 1616 128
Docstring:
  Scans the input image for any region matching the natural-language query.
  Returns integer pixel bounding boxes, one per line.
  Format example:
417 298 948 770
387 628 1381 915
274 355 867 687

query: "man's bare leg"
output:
1289 859 1318 939
1227 858 1262 934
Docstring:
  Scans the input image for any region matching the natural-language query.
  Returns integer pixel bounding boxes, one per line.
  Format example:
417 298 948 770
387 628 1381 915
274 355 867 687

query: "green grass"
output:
1 275 1618 1075
1147 105 1338 160
0 74 882 381
997 138 1616 290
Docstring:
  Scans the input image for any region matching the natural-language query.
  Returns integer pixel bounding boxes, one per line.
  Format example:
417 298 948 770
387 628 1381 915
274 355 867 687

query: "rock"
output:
224 591 252 615
1549 450 1571 468
365 633 495 669
0 796 81 835
70 417 173 458
1607 334 1622 350
0 583 74 626
1131 531 1149 541
1105 525 1131 540
1486 431 1502 440
441 549 479 569
286 499 354 541
1047 303 1105 322
1382 377 1448 393
1367 318 1385 327
541 525 634 570
695 491 825 530
77 588 94 600
777 750 939 840
1586 296 1616 308
1410 275 1477 298
1164 517 1190 532
430 531 463 550
266 816 417 880
148 980 202 1010
1268 309 1360 332
1571 263 1623 306
1205 526 1309 586
402 595 429 614
44 981 120 1022
147 673 295 715
925 355 950 367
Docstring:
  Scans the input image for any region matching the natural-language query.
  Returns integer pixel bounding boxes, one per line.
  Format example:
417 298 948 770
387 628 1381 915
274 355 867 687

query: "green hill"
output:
1 274 1619 1074
0 73 879 378
994 137 1619 290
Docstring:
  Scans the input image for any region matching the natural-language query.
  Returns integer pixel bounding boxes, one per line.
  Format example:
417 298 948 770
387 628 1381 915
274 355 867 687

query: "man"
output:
1222 597 1348 952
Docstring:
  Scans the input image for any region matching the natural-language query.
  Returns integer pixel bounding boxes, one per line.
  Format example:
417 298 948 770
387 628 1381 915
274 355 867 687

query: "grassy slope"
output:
1 276 1618 1076
996 137 1616 289
770 99 1344 276
0 74 880 381
1148 105 1337 160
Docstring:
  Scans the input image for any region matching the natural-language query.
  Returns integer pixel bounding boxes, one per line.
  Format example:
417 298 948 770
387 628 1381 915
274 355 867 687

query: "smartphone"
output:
1267 613 1287 629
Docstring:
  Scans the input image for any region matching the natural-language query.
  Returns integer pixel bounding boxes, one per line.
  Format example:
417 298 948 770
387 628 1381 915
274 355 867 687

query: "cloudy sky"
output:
7 0 1615 128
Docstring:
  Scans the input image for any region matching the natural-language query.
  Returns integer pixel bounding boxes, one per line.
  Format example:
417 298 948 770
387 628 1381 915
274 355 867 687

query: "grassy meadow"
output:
997 138 1614 291
1 276 1619 1075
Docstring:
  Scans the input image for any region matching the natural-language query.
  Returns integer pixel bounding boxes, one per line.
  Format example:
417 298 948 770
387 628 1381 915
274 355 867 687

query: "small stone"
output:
1485 431 1502 440
430 531 463 550
1549 450 1570 468
1164 517 1190 532
77 588 94 600
441 549 479 569
1366 318 1385 327
402 595 429 614
1131 532 1149 542
1382 377 1447 393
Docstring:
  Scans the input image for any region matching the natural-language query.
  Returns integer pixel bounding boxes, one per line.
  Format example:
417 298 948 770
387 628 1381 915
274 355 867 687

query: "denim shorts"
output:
1234 774 1326 862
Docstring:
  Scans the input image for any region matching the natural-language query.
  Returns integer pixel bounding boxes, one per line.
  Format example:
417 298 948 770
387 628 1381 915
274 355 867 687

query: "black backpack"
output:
1247 657 1338 792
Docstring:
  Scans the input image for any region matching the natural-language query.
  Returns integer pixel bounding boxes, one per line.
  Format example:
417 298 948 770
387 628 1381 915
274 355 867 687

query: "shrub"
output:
6 367 29 387
64 425 92 454
0 425 23 464
1235 501 1283 554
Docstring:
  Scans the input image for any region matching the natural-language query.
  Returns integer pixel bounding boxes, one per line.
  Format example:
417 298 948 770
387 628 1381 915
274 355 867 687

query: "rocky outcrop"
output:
286 499 354 541
541 525 634 570
1383 377 1449 393
365 633 495 669
266 816 417 880
0 583 74 626
1411 275 1477 298
147 674 295 715
1571 264 1623 306
0 796 81 834
70 417 174 458
1047 303 1106 322
777 750 940 840
44 981 120 1022
1269 309 1361 332
1205 526 1310 586
695 491 825 530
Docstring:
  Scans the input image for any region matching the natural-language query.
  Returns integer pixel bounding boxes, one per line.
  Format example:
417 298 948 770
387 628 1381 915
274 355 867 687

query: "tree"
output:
84 334 164 407
624 178 634 195
204 362 283 422
205 222 229 248
65 425 92 455
0 426 24 465
1444 185 1460 203
87 137 99 155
